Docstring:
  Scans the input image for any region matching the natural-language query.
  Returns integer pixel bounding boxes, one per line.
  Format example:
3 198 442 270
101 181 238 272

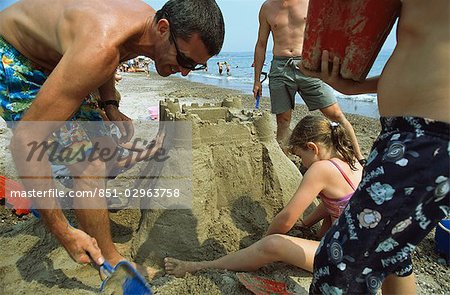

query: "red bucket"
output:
302 0 401 81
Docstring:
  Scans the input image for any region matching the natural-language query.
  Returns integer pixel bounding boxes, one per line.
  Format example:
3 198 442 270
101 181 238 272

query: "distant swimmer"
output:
224 61 231 76
217 61 223 75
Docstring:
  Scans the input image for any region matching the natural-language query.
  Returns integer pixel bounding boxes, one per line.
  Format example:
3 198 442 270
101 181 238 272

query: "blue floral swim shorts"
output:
0 36 107 165
310 116 450 294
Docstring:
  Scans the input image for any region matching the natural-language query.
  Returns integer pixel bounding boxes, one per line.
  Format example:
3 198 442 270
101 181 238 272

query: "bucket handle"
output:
438 221 450 234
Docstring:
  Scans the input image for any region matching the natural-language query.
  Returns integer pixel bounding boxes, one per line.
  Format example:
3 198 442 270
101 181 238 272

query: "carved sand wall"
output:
130 98 303 266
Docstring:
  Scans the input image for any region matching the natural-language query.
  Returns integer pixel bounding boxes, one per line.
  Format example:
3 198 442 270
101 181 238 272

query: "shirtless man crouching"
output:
0 0 224 278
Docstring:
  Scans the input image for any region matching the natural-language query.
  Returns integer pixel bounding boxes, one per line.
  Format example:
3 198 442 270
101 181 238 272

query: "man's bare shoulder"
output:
261 0 280 12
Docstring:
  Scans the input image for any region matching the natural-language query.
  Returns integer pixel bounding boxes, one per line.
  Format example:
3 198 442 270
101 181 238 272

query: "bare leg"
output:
165 234 319 277
276 110 293 153
69 159 122 264
382 274 416 295
320 103 364 161
69 159 157 278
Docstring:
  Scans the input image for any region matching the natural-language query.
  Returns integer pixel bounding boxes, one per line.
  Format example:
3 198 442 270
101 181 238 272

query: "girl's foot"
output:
164 257 202 278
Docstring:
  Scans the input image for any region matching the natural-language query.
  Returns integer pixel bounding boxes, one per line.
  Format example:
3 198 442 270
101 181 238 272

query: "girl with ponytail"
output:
289 115 363 237
164 115 363 277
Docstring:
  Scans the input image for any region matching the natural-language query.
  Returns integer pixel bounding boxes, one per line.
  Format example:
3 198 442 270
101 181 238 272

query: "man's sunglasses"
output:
169 26 207 71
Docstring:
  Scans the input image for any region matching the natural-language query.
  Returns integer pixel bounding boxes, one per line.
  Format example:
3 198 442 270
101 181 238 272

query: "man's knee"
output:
320 103 346 123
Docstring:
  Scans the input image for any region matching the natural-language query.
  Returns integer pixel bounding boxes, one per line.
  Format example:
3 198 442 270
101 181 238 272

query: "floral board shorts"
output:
0 36 108 165
310 116 450 294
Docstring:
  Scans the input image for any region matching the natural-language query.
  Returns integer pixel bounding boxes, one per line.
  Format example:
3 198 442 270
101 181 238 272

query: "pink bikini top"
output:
319 159 357 219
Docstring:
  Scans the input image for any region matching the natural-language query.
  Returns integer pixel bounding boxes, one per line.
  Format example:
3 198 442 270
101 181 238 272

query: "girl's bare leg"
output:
165 234 319 277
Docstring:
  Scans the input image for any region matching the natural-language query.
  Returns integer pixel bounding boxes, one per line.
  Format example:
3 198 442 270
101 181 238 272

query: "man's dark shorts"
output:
310 116 450 294
268 56 336 114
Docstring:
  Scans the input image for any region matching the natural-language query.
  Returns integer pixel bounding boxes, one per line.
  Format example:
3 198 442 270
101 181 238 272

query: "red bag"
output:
0 176 30 216
236 273 294 295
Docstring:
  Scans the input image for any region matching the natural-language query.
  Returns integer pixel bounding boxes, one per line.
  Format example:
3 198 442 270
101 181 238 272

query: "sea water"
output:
157 49 394 118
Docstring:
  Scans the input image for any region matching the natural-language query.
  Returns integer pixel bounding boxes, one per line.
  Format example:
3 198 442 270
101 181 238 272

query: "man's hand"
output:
299 50 378 95
60 226 105 265
253 81 262 99
104 105 134 143
298 50 353 94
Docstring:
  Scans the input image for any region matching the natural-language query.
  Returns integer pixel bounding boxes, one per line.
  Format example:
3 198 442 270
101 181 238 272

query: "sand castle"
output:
130 98 306 266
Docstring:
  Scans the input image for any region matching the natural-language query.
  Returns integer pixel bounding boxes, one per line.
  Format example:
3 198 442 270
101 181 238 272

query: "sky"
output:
1 0 397 52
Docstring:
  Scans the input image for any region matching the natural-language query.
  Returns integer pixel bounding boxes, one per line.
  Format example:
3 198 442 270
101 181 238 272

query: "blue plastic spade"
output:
27 214 151 294
100 260 153 295
255 93 261 109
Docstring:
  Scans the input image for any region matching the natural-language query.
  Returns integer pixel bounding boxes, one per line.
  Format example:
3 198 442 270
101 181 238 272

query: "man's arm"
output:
300 50 379 95
253 4 271 98
98 76 134 143
10 42 119 265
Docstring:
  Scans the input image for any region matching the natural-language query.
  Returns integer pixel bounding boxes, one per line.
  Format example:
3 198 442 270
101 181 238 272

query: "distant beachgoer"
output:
299 0 449 293
0 0 224 277
127 59 136 72
114 71 122 82
217 61 223 75
253 0 364 163
164 115 363 277
143 58 152 77
225 61 230 75
121 63 129 72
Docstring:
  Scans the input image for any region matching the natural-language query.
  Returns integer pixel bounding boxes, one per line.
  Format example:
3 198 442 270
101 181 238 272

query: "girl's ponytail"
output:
289 116 357 170
330 122 357 170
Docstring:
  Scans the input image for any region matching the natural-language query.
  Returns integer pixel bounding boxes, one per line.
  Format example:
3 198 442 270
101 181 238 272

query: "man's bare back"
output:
0 0 153 73
261 0 308 56
377 0 449 122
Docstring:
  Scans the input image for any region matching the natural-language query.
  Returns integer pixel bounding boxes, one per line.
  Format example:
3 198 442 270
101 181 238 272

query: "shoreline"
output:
177 72 380 118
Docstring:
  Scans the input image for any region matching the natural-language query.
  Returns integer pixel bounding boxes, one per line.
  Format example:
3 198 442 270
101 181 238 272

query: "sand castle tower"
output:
130 98 303 265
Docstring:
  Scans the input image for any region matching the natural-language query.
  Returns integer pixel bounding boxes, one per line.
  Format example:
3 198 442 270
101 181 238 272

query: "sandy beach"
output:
0 72 448 294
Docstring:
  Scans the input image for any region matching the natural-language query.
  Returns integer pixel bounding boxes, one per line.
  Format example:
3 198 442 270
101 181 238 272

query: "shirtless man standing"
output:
253 0 364 163
301 0 449 293
0 0 224 275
